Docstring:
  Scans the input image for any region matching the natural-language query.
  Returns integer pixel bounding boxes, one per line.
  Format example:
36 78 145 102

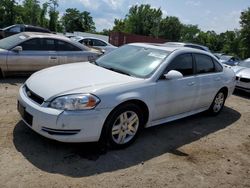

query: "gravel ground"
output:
0 78 249 188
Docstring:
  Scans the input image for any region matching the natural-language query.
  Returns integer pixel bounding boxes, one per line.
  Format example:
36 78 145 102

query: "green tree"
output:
181 24 201 42
240 7 250 58
113 19 126 32
48 0 59 32
0 0 17 27
62 8 95 32
124 4 162 37
159 16 182 41
40 2 49 28
22 0 41 25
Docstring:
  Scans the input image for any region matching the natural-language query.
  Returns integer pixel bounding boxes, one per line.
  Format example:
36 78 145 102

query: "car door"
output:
154 53 198 120
192 53 224 109
7 38 58 72
92 39 107 50
56 39 90 64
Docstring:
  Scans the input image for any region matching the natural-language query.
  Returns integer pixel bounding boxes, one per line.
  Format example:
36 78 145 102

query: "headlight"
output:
50 94 100 110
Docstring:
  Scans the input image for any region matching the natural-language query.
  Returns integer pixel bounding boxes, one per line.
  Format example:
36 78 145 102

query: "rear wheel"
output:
103 103 143 149
208 90 226 115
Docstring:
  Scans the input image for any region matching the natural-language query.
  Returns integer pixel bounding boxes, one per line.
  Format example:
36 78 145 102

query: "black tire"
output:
102 103 144 149
208 90 226 115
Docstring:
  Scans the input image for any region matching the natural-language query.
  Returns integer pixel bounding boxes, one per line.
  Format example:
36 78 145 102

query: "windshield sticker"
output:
19 35 27 40
148 52 166 59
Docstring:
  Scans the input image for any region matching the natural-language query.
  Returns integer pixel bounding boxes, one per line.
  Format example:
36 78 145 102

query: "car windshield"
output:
96 44 170 78
0 33 28 50
238 61 250 68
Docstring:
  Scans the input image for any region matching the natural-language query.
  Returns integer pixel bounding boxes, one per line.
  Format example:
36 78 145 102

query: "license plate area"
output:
18 101 33 126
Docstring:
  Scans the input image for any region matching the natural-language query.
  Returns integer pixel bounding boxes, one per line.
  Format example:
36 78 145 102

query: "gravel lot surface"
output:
0 78 249 188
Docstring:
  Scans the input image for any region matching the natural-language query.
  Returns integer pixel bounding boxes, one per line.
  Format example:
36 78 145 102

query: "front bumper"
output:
17 86 112 142
235 80 250 93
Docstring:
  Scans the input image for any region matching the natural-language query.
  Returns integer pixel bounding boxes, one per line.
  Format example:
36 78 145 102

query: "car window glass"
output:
165 53 193 76
56 40 81 51
8 26 21 32
81 39 89 45
20 38 42 50
92 39 107 46
213 59 223 72
41 38 56 51
195 54 215 74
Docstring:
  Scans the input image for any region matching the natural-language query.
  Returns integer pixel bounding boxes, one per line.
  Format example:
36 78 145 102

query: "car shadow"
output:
233 89 250 99
0 77 27 85
13 106 241 177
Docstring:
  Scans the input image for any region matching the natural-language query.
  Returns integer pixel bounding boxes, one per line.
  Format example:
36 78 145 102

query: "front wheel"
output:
208 90 226 115
104 103 143 149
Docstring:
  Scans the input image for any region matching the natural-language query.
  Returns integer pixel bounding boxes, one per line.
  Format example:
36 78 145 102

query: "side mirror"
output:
164 70 183 80
12 46 22 53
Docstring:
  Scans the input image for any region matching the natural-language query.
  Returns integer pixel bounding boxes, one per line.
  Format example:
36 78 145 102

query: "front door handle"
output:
187 82 195 86
50 56 57 60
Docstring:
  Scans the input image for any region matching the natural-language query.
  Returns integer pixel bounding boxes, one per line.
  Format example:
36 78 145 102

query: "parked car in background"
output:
18 43 236 148
232 59 250 92
0 24 51 39
163 42 211 52
219 55 241 66
0 32 101 77
72 36 117 54
213 53 225 59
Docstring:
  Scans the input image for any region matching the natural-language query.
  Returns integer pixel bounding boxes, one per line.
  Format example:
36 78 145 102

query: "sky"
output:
39 0 250 33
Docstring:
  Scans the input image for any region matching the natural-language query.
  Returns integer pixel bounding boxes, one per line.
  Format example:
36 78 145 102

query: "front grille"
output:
41 127 81 135
239 77 250 83
24 85 44 105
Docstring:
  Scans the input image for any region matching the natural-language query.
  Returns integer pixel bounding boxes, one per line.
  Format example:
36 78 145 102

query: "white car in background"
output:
71 36 117 54
232 59 250 92
18 44 236 148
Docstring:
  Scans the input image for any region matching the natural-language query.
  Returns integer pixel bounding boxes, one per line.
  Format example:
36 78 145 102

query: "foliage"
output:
124 4 162 37
0 1 249 58
159 16 182 41
61 8 95 32
240 7 250 58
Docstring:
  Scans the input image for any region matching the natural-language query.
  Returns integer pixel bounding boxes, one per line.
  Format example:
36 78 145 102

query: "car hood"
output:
232 66 250 78
25 62 140 101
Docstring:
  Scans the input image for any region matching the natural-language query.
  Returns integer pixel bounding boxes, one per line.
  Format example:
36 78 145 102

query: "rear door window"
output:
56 40 81 51
194 54 215 74
41 38 56 51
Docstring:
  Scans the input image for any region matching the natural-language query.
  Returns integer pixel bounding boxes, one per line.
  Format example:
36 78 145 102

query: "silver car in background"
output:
71 36 117 54
0 32 101 77
232 60 250 92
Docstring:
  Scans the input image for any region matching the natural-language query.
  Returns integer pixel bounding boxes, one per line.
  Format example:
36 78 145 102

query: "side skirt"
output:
146 107 209 128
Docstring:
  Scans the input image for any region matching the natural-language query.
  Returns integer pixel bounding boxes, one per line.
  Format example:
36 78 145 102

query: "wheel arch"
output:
99 99 150 143
219 86 229 98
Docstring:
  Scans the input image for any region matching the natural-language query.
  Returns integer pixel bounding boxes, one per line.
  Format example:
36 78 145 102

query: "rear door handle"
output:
187 82 195 86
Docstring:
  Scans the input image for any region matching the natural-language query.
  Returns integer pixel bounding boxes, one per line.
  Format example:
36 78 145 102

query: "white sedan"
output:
232 60 250 92
71 36 117 54
17 43 236 148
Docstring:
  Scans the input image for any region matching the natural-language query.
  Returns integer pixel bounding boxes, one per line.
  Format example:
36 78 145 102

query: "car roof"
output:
20 32 92 51
164 42 209 50
22 32 71 41
128 43 212 55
